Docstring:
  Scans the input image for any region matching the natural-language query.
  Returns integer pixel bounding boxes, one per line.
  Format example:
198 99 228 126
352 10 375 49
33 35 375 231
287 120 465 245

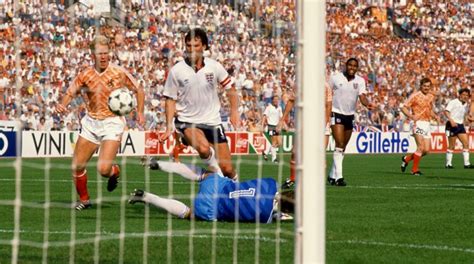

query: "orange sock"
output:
404 153 414 163
111 164 120 178
412 152 422 172
173 145 181 162
74 169 89 202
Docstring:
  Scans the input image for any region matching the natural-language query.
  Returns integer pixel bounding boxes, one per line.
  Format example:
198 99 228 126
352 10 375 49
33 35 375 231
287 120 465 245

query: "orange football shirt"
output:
66 63 140 120
403 91 435 121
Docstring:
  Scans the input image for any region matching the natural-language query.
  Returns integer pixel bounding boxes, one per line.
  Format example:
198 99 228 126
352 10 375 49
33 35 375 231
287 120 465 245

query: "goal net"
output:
0 0 325 263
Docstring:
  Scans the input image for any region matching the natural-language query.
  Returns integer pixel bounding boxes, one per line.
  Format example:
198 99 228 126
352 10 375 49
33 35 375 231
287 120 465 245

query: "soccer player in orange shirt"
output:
56 35 145 210
400 77 440 176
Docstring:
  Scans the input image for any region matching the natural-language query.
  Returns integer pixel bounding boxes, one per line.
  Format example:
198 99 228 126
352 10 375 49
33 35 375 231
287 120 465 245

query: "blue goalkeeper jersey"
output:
194 174 278 223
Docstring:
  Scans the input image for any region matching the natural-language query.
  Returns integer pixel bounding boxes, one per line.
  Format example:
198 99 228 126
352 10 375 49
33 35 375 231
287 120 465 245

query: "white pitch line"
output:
0 229 289 247
345 185 474 191
329 239 474 254
1 178 472 191
0 178 188 185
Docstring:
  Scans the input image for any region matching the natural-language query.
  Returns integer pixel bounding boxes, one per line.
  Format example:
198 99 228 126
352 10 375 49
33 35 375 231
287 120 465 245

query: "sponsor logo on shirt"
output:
229 188 256 199
353 83 358 90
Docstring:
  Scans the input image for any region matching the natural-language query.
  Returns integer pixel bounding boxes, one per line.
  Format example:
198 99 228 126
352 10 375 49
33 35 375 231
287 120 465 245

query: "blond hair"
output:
90 35 110 52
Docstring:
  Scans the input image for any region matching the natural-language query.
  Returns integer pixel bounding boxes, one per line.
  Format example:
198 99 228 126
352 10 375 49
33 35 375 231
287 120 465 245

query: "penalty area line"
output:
329 239 474 254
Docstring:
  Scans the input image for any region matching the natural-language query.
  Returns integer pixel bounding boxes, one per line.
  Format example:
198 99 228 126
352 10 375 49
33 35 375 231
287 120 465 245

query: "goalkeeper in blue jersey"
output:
129 158 294 223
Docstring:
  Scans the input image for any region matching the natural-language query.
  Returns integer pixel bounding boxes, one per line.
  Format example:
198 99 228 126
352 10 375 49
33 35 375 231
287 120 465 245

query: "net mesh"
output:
1 0 298 263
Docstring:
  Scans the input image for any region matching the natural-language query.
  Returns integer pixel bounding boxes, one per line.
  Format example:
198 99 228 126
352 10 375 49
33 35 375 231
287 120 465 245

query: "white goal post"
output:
295 0 326 263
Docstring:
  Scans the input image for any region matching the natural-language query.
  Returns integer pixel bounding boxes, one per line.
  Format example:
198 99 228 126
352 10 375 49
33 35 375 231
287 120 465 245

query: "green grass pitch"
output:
0 155 294 263
0 153 473 263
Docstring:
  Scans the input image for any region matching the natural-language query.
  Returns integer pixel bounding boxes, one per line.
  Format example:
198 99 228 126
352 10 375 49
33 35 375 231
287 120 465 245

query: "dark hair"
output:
458 88 470 96
420 77 431 86
279 189 295 214
185 28 209 50
346 57 359 66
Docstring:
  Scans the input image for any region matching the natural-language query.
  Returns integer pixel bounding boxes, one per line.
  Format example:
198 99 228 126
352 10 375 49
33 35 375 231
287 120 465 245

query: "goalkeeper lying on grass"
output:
129 157 294 223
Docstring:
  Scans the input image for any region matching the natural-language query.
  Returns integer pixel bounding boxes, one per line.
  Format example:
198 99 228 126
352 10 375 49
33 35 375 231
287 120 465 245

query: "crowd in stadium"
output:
326 0 471 130
0 0 471 132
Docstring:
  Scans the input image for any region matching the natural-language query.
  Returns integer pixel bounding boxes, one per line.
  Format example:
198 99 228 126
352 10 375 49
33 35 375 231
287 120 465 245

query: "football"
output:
108 88 136 116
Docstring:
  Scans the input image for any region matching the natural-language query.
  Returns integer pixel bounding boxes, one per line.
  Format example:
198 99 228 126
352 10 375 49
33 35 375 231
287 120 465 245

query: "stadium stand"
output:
0 0 471 133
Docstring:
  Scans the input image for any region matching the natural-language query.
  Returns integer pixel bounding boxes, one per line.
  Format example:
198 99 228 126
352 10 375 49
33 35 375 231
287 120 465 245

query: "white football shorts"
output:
80 114 126 145
413 120 431 139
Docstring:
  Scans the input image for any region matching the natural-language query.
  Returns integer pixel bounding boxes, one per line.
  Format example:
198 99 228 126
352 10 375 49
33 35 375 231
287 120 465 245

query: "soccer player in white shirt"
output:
444 88 473 169
328 58 374 186
262 95 283 162
160 28 239 180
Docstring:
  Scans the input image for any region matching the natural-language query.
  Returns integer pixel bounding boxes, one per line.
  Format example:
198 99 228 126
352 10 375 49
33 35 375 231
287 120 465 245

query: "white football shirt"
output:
329 71 367 115
263 103 283 126
445 98 468 124
163 57 233 126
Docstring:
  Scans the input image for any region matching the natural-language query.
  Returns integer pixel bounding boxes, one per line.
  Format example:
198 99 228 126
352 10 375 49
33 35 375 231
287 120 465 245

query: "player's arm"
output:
227 84 240 130
159 97 176 143
160 69 178 142
277 94 294 131
469 98 474 122
123 69 145 126
359 94 375 110
218 62 239 130
443 109 457 127
401 106 416 121
135 87 145 125
262 113 268 127
325 98 332 124
357 79 374 110
56 73 83 114
431 109 440 123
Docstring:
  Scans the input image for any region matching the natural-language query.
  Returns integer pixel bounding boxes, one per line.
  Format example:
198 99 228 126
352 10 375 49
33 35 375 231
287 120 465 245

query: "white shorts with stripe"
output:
80 114 126 145
413 120 431 139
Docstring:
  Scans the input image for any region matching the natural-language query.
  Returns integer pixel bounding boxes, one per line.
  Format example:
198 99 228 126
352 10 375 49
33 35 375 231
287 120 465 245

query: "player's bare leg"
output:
97 140 121 192
71 136 99 210
445 136 457 168
458 134 472 168
214 141 237 180
329 124 351 186
271 135 280 162
182 127 223 175
410 134 429 175
171 132 185 162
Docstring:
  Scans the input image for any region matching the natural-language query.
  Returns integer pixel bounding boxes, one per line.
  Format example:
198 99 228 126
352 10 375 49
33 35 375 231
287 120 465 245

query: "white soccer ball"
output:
108 88 136 116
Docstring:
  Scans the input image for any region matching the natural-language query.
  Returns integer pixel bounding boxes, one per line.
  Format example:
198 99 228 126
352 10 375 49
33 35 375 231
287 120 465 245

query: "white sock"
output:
157 161 204 181
265 144 272 155
204 147 223 174
329 162 336 179
333 148 344 180
446 150 453 166
463 149 470 166
271 147 278 161
143 192 190 219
